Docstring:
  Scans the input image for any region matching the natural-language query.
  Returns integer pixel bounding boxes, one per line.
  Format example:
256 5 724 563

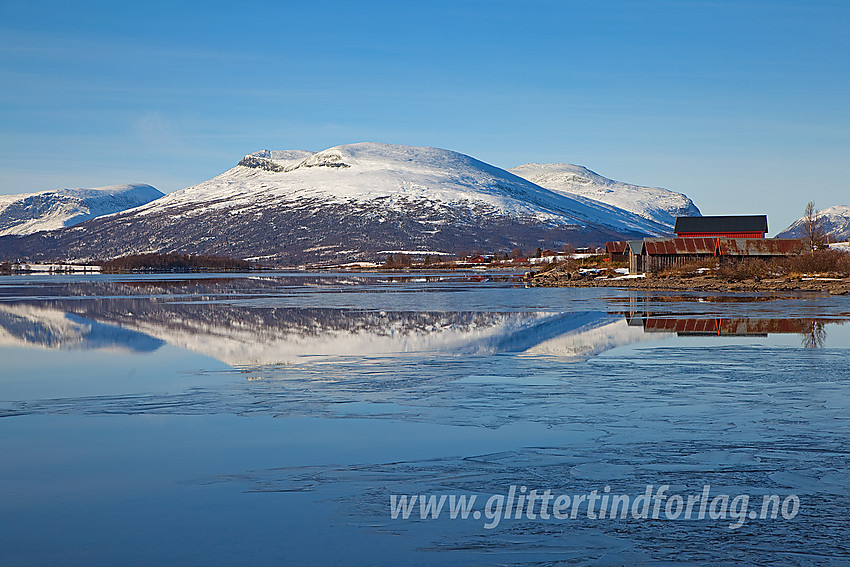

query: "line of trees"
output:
101 253 251 272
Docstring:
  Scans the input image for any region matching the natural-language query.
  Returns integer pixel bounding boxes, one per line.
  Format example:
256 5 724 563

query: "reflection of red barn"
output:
674 215 768 238
642 317 812 336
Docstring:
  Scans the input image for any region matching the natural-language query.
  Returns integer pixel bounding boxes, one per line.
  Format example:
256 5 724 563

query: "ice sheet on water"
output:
191 440 849 562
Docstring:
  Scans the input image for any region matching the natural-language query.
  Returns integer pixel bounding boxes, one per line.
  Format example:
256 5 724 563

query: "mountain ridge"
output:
0 184 164 237
776 204 850 242
509 162 701 228
0 143 692 264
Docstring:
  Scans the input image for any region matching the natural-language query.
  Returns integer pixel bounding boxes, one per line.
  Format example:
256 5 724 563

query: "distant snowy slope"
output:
509 163 700 228
0 184 164 236
777 205 850 242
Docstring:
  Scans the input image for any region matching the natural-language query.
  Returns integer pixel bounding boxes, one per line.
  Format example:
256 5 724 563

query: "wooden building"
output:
612 215 803 273
626 236 804 274
606 241 628 262
627 240 646 273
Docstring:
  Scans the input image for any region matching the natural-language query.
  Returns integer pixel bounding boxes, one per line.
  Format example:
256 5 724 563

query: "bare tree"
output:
802 201 825 253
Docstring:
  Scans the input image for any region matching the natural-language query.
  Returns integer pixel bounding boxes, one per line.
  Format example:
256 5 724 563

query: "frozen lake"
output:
1 272 849 565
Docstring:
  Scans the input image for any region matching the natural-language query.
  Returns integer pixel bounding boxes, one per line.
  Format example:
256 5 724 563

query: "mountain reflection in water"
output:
0 293 844 364
0 298 647 363
0 303 165 353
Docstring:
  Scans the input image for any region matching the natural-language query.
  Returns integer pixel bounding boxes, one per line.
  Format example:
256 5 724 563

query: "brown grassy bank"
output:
526 250 850 294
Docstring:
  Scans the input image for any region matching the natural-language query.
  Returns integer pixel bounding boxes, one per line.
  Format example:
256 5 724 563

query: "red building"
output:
674 215 768 239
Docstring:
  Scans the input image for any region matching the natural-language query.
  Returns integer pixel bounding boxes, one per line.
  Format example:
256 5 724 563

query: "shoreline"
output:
4 264 850 295
524 271 850 294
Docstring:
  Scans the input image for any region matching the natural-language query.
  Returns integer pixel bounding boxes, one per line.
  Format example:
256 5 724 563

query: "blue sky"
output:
1 0 847 232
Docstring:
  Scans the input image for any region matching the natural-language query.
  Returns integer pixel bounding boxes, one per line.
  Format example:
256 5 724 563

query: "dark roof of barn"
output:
674 215 768 234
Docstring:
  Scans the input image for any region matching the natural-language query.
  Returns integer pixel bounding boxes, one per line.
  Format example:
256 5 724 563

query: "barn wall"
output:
646 254 713 273
629 251 644 274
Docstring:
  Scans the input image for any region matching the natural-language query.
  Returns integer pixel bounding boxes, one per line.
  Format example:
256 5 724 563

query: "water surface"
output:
1 273 848 565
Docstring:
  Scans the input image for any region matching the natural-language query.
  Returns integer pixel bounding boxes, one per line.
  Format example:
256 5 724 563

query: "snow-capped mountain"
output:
0 184 164 236
776 205 850 242
0 143 681 264
509 163 700 228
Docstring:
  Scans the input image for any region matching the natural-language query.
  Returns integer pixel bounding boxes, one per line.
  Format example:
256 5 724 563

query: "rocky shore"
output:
524 269 850 295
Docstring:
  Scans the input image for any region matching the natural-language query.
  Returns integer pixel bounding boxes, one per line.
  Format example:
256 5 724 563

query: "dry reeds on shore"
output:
659 249 850 281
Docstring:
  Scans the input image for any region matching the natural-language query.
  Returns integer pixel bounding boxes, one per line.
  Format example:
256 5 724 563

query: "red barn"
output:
674 215 768 239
